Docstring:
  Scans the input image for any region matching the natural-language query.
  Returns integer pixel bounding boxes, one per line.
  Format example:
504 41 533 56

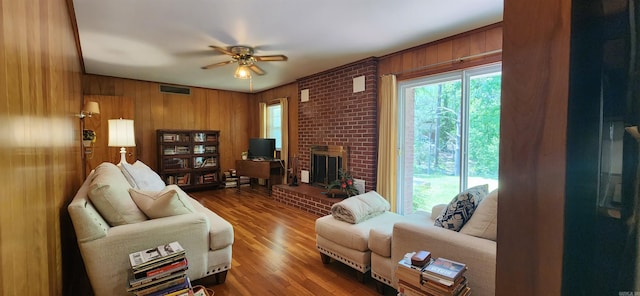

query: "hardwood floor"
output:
189 187 397 296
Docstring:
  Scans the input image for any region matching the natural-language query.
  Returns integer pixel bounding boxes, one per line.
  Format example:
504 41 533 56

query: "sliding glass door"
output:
397 64 501 214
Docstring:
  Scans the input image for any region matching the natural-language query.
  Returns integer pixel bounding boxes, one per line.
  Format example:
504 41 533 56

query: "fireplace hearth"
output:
310 145 348 187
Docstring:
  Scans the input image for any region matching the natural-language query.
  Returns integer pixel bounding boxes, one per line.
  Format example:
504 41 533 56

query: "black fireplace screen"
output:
310 145 347 187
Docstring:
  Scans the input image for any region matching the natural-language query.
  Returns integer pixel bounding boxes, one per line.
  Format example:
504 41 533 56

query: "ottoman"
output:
315 211 407 281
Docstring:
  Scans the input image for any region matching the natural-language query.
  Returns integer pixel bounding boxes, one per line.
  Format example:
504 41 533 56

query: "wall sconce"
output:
108 119 136 164
76 101 100 119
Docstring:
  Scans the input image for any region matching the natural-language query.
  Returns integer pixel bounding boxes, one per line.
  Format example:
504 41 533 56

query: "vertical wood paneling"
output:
378 23 502 80
497 1 570 295
83 95 136 172
1 0 83 295
82 75 253 173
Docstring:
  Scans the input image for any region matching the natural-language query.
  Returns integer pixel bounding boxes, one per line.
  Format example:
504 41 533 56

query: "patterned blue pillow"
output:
434 184 489 231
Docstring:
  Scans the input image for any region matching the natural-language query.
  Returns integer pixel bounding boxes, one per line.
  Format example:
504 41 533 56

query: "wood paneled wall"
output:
0 0 84 295
83 95 136 173
497 1 570 295
378 23 502 79
82 75 254 173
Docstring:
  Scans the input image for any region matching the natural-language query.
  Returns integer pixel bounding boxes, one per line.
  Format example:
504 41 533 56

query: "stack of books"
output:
126 241 192 296
396 253 471 296
223 170 250 188
420 257 470 296
397 252 428 296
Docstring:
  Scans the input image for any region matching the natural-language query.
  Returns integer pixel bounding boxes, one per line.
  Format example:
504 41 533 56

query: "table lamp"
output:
108 118 135 164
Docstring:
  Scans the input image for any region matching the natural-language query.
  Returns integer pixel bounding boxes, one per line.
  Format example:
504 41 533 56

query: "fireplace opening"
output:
311 145 348 188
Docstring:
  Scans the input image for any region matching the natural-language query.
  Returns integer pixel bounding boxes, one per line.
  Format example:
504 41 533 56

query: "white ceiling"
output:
73 0 503 93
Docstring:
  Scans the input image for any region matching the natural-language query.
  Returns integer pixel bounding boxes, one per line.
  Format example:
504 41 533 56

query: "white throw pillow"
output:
460 188 498 241
120 161 166 191
434 184 488 231
129 185 195 219
88 162 148 226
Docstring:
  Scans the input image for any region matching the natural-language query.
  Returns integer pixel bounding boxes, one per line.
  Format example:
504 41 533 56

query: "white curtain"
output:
259 102 267 137
376 74 398 212
279 97 289 176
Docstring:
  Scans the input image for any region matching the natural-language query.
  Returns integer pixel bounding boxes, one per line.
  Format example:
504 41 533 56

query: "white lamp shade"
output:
108 119 136 147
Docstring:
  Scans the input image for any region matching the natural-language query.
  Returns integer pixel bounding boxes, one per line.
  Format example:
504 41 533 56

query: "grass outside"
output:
412 175 498 212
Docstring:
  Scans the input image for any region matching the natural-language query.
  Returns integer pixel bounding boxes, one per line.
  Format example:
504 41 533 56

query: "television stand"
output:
235 160 283 194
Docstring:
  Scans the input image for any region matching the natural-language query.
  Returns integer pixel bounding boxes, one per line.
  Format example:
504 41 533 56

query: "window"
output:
266 103 282 149
397 63 501 214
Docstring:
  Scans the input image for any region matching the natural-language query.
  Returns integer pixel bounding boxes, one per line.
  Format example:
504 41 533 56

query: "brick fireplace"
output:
297 57 379 192
271 58 379 216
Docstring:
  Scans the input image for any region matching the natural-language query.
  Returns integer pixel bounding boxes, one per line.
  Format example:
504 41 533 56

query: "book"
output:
127 270 187 291
129 242 186 270
421 276 467 296
422 257 467 282
397 279 425 296
396 253 429 288
134 258 188 279
130 274 187 295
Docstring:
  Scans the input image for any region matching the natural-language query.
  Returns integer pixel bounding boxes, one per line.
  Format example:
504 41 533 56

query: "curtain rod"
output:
383 49 502 77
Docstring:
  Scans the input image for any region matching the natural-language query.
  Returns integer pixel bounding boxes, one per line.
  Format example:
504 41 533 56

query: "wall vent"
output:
159 85 191 95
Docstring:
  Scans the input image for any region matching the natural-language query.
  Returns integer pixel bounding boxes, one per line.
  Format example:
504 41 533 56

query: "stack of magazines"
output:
126 241 192 296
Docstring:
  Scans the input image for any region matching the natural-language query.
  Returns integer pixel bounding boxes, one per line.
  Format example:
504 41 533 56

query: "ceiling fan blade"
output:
254 55 288 62
201 60 235 70
208 45 234 56
248 64 266 75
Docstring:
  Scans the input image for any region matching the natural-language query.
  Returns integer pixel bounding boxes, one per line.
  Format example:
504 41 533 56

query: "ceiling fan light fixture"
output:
234 64 252 79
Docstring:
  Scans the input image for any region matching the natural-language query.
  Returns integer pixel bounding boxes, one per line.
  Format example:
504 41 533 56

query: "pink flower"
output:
341 183 347 189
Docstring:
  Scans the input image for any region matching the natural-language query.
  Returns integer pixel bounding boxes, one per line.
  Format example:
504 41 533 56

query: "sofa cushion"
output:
460 188 498 241
369 212 429 258
119 160 166 191
129 185 195 219
434 184 488 231
88 162 148 226
189 199 235 250
316 211 402 252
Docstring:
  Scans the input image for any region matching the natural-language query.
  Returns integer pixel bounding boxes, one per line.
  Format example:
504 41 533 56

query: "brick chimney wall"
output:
297 57 378 192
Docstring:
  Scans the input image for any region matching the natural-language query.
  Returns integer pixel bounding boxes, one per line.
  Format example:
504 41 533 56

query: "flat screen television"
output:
248 138 276 160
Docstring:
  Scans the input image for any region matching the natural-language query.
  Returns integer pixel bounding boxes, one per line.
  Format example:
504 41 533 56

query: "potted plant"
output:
327 169 360 198
83 129 96 147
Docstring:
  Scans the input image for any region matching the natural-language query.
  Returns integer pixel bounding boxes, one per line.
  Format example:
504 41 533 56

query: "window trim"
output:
396 63 502 214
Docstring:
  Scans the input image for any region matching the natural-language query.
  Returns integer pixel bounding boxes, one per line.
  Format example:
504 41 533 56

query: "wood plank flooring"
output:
190 187 397 296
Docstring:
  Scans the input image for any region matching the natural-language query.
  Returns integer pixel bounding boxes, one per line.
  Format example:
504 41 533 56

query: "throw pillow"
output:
88 162 148 226
120 160 166 191
129 185 195 219
434 184 488 231
460 188 498 241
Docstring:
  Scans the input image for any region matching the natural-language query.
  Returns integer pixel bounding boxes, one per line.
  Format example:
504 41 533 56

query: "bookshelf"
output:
157 129 220 190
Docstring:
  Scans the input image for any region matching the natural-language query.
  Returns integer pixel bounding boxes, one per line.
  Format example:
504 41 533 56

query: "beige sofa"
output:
374 188 497 296
68 162 233 296
317 189 497 296
370 204 496 296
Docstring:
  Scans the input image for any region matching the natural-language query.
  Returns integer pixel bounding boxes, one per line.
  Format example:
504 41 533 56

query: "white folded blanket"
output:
331 191 391 224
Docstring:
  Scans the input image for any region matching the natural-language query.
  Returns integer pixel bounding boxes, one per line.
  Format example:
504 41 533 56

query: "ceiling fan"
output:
201 45 288 79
